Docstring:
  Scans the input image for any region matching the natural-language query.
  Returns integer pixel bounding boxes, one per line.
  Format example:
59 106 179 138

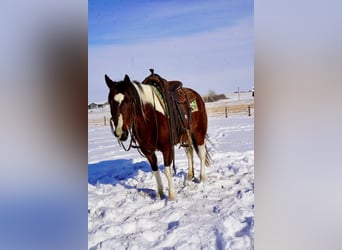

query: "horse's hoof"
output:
159 193 166 200
193 177 200 184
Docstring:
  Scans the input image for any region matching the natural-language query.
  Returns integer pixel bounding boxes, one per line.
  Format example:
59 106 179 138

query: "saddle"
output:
141 69 192 145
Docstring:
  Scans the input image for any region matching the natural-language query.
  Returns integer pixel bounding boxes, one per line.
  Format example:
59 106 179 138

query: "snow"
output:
88 98 254 249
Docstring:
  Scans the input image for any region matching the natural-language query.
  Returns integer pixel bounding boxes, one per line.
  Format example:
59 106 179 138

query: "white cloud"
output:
89 17 253 102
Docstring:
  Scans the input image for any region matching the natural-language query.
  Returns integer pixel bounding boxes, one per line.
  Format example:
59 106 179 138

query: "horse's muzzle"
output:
116 130 128 141
111 118 128 141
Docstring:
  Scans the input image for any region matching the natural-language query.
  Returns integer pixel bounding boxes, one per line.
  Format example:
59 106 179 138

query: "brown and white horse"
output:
105 74 210 200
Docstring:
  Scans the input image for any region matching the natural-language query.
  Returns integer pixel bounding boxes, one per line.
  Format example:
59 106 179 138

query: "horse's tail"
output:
191 134 211 167
204 134 213 166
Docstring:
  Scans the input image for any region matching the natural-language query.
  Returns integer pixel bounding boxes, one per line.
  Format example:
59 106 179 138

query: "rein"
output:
110 117 133 151
110 116 145 155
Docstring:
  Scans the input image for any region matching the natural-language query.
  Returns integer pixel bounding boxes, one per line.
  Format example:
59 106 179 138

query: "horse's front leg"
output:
162 150 176 200
164 166 175 200
146 152 164 198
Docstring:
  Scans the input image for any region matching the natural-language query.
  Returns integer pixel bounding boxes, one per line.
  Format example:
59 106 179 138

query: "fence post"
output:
104 116 106 126
225 107 228 118
248 105 251 116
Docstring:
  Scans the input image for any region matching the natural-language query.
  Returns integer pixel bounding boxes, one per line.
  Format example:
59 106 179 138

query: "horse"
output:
104 73 210 200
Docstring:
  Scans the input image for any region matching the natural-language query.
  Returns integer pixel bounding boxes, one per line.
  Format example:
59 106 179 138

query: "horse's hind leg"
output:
146 153 164 198
191 133 208 182
185 146 194 181
198 144 207 182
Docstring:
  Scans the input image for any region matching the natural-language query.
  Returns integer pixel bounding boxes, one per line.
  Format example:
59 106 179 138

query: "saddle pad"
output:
152 86 167 114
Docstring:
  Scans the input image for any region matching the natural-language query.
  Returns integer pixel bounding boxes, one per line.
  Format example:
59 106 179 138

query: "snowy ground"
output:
88 98 254 249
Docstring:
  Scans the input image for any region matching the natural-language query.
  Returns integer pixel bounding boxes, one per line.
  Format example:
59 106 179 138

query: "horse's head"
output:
105 74 135 141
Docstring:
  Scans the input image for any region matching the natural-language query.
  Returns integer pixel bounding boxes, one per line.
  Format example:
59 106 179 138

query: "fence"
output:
89 103 254 126
206 103 254 118
88 116 111 126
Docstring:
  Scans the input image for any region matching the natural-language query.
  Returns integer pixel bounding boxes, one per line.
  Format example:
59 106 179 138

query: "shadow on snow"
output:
88 159 152 186
88 159 188 200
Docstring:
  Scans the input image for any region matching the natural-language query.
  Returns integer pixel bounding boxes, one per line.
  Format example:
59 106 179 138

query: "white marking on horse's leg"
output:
115 114 123 138
185 146 194 181
114 93 125 104
198 144 207 182
164 166 176 200
153 170 164 197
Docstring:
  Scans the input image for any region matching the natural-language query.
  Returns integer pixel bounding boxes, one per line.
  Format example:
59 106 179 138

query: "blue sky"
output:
89 0 253 102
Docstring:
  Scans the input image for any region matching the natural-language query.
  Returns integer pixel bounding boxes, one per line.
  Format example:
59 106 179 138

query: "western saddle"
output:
141 69 193 173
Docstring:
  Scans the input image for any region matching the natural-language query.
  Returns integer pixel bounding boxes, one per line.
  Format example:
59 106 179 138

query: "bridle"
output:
109 91 155 158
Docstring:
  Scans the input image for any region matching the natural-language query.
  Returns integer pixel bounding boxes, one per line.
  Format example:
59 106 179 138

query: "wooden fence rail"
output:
88 103 254 126
206 103 254 118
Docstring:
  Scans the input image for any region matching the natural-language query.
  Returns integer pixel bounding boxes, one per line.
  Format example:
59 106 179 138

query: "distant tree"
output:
208 89 217 97
207 89 217 102
203 89 227 102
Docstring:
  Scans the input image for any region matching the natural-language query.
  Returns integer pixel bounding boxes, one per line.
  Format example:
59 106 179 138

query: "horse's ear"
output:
124 74 131 83
105 74 115 88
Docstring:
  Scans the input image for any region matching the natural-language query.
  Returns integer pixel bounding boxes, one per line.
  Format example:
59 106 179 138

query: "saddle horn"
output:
149 68 154 76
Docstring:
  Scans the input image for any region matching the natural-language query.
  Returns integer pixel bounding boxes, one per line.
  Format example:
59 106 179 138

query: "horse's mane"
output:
131 80 144 103
129 80 149 119
132 80 143 92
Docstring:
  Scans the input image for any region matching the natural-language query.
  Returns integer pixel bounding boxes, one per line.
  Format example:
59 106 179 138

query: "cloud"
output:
89 17 253 102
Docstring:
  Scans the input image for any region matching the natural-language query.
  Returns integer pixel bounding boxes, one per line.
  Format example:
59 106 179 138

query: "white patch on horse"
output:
131 83 165 115
198 144 207 181
114 93 125 104
153 170 164 197
164 166 175 200
116 113 124 138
